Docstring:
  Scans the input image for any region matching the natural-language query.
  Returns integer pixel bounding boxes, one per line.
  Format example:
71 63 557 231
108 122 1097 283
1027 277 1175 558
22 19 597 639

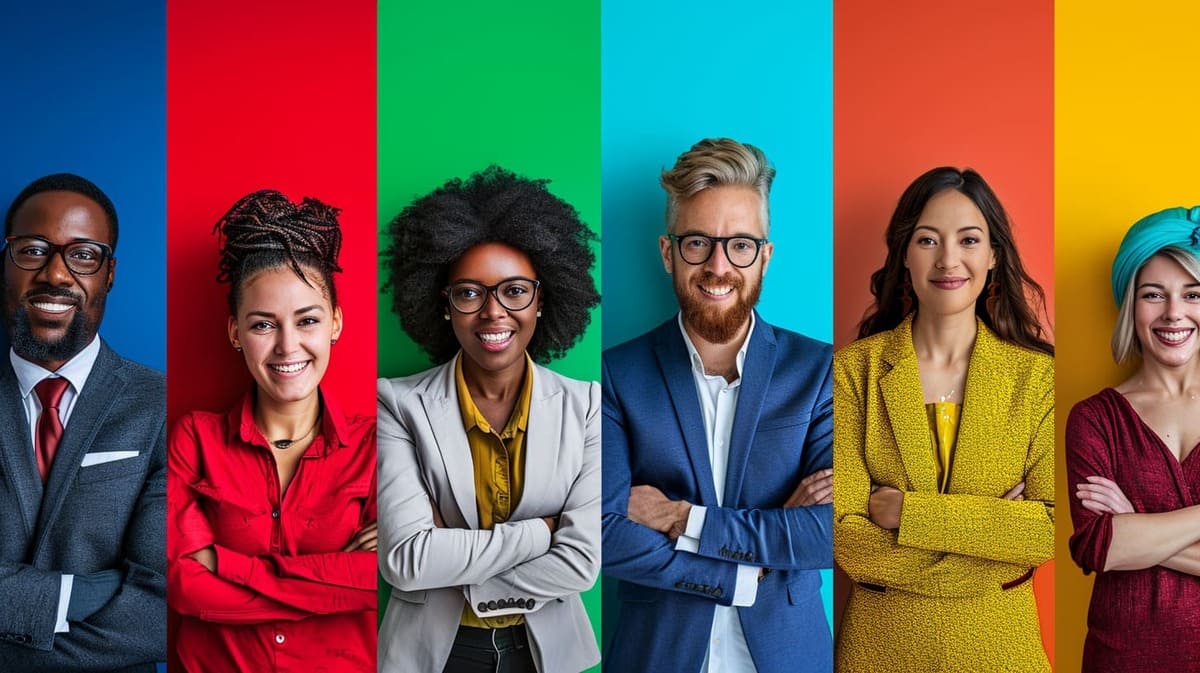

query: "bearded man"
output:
600 138 833 673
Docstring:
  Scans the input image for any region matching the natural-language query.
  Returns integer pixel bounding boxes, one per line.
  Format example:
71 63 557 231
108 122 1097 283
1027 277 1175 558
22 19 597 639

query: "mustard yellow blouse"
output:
455 355 534 628
926 401 961 494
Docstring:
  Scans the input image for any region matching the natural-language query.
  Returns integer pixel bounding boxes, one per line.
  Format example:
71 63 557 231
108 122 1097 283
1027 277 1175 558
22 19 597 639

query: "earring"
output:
985 275 1000 315
900 273 914 316
330 338 337 345
443 313 450 320
233 345 242 353
536 310 542 317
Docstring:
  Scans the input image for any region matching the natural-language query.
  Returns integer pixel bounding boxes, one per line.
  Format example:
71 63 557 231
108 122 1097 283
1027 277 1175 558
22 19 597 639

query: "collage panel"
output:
0 3 167 671
1055 2 1200 671
832 0 1055 671
165 1 378 671
600 1 834 671
375 2 602 672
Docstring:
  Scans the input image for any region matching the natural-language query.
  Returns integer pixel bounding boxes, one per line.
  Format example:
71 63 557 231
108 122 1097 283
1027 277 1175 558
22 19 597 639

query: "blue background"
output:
600 0 835 643
0 1 166 372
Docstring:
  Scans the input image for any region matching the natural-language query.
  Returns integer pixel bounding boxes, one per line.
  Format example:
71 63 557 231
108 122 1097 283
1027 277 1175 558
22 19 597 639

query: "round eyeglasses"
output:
4 235 113 276
668 234 768 268
443 277 541 314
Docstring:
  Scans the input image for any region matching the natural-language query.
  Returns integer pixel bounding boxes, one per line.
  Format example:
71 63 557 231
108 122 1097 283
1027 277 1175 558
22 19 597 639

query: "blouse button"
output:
271 509 280 519
274 634 285 644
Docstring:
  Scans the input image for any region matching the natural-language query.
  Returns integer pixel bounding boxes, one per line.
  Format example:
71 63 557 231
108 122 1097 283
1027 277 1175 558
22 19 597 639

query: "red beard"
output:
675 270 761 344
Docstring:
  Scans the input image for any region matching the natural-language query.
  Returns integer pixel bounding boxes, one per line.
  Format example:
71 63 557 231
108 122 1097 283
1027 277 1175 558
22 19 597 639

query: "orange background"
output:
833 0 1055 666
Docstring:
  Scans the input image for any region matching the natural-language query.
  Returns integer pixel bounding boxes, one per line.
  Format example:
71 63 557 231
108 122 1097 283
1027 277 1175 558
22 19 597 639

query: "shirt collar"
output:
10 335 102 399
454 351 534 436
231 385 350 455
677 311 755 382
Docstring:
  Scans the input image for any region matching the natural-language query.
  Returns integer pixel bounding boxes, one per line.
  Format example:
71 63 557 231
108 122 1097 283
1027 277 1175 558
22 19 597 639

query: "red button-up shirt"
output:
168 390 377 672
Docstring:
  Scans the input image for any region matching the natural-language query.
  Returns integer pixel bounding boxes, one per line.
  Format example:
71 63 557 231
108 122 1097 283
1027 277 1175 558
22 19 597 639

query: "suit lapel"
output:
948 322 1012 494
418 358 479 529
878 318 938 492
722 318 775 507
654 323 720 506
511 365 561 520
35 344 126 549
0 359 42 537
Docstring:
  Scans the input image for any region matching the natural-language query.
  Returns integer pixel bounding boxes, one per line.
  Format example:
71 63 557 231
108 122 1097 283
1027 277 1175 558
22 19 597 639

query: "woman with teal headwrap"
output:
1066 206 1200 672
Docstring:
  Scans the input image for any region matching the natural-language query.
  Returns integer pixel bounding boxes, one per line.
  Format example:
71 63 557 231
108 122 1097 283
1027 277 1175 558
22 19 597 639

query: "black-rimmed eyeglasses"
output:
443 277 541 314
3 235 114 276
668 234 768 268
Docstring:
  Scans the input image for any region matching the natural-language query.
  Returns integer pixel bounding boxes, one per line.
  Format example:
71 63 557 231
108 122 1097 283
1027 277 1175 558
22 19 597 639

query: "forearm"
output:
602 511 741 604
169 557 310 623
380 518 551 591
1105 505 1200 571
215 546 377 614
0 563 62 650
467 514 600 611
691 503 832 570
898 492 1055 566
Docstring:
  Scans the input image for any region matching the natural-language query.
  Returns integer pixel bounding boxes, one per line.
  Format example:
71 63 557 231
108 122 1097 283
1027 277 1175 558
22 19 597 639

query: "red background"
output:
165 2 376 668
834 0 1055 664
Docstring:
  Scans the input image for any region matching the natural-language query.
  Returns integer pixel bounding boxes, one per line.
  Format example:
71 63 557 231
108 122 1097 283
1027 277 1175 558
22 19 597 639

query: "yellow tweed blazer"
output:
833 315 1055 596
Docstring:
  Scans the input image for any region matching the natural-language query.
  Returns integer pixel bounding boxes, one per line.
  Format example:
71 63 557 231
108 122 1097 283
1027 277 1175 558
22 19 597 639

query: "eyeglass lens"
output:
676 235 762 267
448 279 538 313
6 237 109 275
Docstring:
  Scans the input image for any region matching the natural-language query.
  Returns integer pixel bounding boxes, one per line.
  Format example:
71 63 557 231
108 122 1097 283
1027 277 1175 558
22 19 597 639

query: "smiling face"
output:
446 242 540 379
904 189 996 320
228 266 342 406
3 190 115 371
659 185 772 344
1132 253 1200 368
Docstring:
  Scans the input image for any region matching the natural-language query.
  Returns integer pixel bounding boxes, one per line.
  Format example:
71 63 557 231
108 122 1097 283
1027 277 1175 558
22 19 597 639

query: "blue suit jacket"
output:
0 341 165 672
601 314 833 673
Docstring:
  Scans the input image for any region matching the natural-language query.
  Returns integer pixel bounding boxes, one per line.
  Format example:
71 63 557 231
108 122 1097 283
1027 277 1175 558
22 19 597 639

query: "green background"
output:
377 2 602 669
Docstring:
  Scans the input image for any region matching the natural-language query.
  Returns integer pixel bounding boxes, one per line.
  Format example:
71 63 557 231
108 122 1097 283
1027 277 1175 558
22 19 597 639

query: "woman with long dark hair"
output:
833 167 1054 672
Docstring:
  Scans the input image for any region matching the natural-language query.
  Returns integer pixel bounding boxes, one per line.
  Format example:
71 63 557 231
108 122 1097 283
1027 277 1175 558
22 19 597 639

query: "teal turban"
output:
1111 206 1200 307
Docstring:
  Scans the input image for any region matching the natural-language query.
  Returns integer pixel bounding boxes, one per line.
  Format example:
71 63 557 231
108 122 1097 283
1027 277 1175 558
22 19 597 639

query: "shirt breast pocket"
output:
295 480 373 553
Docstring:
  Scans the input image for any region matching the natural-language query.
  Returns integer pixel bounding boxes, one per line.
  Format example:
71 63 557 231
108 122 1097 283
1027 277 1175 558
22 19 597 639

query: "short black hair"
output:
4 173 119 251
214 190 343 315
385 166 600 364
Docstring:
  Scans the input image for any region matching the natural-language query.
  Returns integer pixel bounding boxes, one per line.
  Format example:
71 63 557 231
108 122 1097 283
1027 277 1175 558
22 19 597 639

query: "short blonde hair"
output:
660 138 775 235
1111 246 1200 363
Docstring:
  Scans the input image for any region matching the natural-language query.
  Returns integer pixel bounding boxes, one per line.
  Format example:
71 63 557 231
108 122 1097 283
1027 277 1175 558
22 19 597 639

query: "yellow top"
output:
926 401 961 493
455 354 534 628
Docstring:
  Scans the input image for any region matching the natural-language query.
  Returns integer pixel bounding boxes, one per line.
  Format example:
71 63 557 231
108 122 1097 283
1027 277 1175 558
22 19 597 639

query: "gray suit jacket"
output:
0 341 165 672
377 356 601 673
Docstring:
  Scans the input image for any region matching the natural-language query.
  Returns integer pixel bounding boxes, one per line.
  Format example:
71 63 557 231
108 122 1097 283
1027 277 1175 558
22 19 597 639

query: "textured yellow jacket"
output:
833 316 1054 672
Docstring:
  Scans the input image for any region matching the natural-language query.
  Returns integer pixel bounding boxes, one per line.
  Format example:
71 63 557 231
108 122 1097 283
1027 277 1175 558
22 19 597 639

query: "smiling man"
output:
0 174 165 672
601 139 833 673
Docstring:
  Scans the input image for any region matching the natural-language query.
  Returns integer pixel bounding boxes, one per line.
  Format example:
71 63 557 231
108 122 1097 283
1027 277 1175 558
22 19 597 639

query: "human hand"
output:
784 468 833 507
628 484 692 540
867 485 903 530
1002 481 1026 501
541 515 561 533
429 499 447 528
343 522 379 551
189 546 217 573
1076 475 1134 514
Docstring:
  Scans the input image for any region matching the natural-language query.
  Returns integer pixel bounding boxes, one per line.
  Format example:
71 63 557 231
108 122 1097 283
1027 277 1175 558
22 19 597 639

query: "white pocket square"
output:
80 451 140 467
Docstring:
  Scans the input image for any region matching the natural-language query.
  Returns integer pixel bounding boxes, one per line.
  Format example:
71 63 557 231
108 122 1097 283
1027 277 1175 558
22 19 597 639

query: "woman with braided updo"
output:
376 167 601 673
167 190 377 671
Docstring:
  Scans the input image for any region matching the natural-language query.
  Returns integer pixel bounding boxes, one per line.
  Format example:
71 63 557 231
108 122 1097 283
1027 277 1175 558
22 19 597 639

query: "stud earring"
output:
443 313 451 320
331 338 338 345
536 310 542 317
233 345 243 353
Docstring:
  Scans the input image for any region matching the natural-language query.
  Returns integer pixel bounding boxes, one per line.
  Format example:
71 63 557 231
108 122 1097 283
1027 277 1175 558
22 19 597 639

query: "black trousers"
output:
444 625 538 673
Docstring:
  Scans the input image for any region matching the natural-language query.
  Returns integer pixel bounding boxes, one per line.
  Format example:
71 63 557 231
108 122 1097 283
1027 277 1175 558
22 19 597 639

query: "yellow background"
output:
1056 1 1200 669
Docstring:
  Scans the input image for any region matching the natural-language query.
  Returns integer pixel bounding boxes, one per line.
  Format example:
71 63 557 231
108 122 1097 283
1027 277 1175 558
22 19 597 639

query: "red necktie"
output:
34 377 70 482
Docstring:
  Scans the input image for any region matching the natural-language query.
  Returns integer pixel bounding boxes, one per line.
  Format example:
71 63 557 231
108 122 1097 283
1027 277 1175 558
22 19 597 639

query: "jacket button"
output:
715 587 723 598
487 600 498 610
478 602 489 613
526 599 535 610
516 598 526 609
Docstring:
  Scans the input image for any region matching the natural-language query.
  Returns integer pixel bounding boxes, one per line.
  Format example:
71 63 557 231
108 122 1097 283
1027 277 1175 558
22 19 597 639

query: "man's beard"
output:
5 290 97 364
675 270 761 344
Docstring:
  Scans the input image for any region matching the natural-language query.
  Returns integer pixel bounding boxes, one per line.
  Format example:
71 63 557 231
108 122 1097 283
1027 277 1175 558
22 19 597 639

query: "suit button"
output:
478 602 489 613
675 582 683 588
715 587 723 598
516 598 526 609
746 552 755 563
487 600 498 610
526 599 535 610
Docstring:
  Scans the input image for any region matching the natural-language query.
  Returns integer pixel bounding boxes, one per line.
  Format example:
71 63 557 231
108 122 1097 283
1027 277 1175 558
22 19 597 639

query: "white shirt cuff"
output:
672 505 707 553
56 574 73 633
731 564 759 607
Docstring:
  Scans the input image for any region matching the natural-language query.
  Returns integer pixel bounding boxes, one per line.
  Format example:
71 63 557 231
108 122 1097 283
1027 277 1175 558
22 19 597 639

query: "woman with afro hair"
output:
377 166 601 673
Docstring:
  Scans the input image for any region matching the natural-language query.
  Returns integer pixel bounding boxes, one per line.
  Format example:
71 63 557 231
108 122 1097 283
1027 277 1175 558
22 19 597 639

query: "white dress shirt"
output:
10 335 102 633
673 314 759 673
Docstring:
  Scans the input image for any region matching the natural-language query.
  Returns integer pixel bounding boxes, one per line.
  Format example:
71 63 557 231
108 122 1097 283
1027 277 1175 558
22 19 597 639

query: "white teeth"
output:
32 301 73 313
270 362 309 374
479 332 513 343
1155 329 1193 344
700 285 733 296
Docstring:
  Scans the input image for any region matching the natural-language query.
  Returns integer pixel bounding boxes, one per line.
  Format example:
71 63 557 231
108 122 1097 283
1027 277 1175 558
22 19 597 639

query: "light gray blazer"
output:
377 356 601 673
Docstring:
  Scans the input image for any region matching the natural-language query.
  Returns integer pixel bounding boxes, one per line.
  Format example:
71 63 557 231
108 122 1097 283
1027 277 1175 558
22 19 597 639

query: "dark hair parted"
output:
213 190 343 315
384 166 600 365
857 167 1054 356
5 173 120 250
